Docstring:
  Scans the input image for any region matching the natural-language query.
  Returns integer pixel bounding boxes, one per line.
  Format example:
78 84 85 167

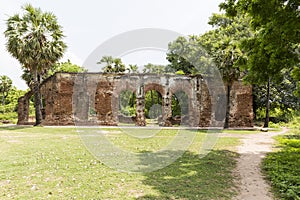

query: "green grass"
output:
222 129 261 134
262 117 300 200
0 126 239 199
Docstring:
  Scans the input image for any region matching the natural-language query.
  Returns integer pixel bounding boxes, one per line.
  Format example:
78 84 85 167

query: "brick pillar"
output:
17 91 33 125
75 91 89 121
162 88 172 127
135 85 146 126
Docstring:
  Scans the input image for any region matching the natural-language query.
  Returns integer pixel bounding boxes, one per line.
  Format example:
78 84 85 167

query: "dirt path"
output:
228 128 288 200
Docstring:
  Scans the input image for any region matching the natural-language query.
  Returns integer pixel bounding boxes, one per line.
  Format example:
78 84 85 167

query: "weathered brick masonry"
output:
17 72 253 127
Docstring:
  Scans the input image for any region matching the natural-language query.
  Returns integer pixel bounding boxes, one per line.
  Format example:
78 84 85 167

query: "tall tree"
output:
220 0 300 127
167 14 251 128
0 75 13 105
198 14 251 128
167 36 215 75
4 4 67 125
167 36 196 75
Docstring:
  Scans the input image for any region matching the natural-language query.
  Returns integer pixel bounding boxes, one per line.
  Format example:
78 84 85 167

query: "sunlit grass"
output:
222 129 261 134
0 126 239 199
262 117 300 199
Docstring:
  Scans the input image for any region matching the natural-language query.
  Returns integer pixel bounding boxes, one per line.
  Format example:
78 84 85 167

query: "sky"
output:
0 0 223 90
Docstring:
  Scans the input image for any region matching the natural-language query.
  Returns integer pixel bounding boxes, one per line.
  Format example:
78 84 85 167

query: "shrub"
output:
262 117 300 199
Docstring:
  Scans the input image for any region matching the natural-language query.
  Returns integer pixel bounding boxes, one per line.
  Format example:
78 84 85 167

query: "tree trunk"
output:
151 90 153 106
131 92 134 108
264 78 271 128
33 69 42 126
224 84 231 129
1 94 4 106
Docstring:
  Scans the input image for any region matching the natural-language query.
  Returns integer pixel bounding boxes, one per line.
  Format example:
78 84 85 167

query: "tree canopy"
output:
220 0 300 83
0 75 13 105
48 60 87 76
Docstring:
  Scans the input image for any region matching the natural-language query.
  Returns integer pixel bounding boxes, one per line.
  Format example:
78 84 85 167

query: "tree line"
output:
2 1 299 127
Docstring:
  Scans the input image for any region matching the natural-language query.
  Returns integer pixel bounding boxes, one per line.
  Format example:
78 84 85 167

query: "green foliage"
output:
167 14 251 80
171 91 189 117
292 65 300 97
220 1 299 127
201 14 251 84
0 87 26 113
0 87 27 123
175 70 185 75
0 75 13 105
119 90 136 116
220 0 299 84
142 63 166 74
0 112 18 122
167 14 252 128
120 106 135 116
48 60 87 76
4 4 67 125
262 117 300 199
21 60 86 88
97 56 126 73
127 64 139 73
145 90 162 118
167 36 215 75
256 107 295 124
5 4 67 74
253 70 300 123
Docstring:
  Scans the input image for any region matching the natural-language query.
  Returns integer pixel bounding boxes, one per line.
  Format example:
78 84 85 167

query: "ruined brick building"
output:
17 72 254 127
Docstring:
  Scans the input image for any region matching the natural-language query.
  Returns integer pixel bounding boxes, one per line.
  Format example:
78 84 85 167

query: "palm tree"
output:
97 56 126 73
4 4 67 125
97 56 114 73
127 64 139 73
113 58 125 73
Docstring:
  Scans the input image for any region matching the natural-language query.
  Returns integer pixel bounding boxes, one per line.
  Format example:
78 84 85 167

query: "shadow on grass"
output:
137 150 239 200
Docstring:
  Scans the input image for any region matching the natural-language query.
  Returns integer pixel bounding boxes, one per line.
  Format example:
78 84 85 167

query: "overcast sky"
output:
0 0 223 90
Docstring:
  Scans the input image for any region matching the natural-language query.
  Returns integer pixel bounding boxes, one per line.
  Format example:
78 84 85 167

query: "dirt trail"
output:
230 128 288 200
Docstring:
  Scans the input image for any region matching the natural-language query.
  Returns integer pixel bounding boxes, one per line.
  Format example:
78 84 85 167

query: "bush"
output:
0 112 18 123
262 117 300 199
256 107 294 123
268 122 281 128
120 106 135 116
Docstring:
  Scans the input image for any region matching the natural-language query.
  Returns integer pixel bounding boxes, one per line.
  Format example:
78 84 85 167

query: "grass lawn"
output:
262 117 300 200
0 126 239 199
222 129 261 134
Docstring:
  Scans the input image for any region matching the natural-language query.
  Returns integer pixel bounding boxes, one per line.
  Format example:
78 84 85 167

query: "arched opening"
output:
145 90 162 125
118 90 136 124
171 91 189 125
